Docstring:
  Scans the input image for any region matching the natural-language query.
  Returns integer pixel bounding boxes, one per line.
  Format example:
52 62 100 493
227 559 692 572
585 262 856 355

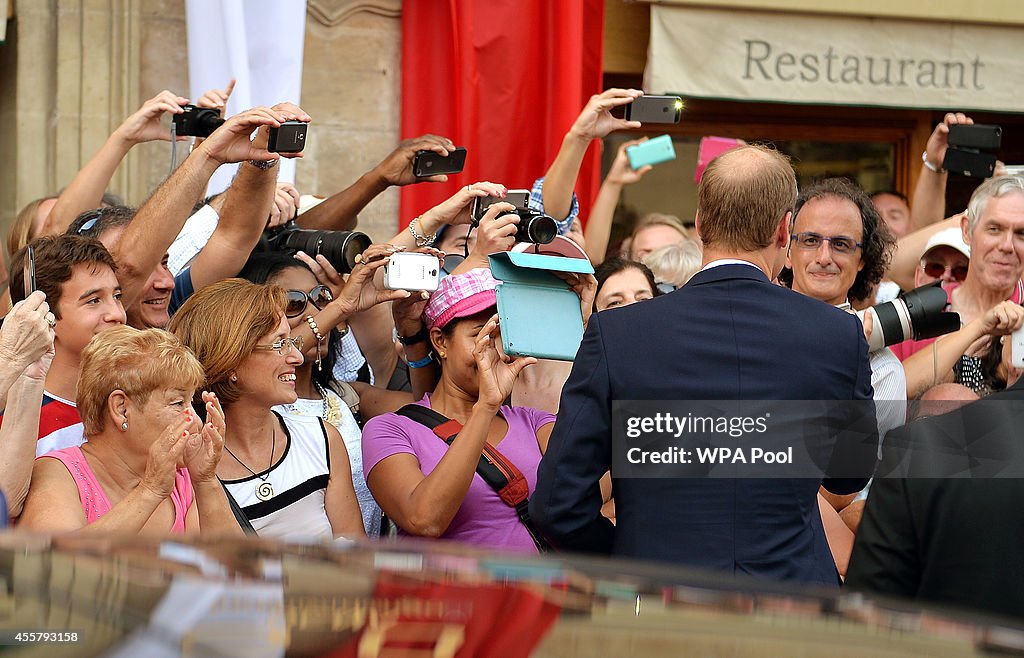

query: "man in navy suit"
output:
531 145 877 586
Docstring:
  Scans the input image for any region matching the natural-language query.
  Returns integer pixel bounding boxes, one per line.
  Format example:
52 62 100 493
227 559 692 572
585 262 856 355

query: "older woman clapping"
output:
19 326 241 536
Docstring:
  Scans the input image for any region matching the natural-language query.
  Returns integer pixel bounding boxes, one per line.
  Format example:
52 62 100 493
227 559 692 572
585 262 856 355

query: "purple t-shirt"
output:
362 395 555 553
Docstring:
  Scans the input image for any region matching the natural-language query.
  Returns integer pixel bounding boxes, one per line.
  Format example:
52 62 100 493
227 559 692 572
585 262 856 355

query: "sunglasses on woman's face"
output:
922 261 969 283
285 285 334 318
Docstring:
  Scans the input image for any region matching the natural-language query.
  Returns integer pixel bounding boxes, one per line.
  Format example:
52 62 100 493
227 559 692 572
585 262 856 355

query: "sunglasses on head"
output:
75 209 105 236
285 285 333 318
922 262 969 282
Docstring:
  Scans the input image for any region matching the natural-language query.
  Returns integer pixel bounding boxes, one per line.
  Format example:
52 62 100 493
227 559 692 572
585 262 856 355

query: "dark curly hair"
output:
778 177 895 303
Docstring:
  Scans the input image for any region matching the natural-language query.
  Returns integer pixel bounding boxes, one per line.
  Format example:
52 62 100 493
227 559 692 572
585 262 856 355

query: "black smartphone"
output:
947 124 1002 151
268 121 308 153
943 148 996 178
471 189 530 222
624 95 683 123
23 245 36 298
412 147 467 177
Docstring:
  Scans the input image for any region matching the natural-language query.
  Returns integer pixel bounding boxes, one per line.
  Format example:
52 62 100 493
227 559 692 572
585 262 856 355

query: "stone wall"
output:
0 0 404 252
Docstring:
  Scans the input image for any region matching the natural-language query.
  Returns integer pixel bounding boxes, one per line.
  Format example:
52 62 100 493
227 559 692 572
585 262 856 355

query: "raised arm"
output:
298 134 456 231
187 103 311 291
910 113 974 232
887 214 963 291
540 89 642 222
0 336 53 518
114 107 292 308
41 90 191 237
0 292 55 412
585 138 653 264
386 181 507 251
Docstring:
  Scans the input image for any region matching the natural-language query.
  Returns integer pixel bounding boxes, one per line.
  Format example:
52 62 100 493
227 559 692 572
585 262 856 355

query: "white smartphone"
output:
1012 325 1024 370
384 252 441 292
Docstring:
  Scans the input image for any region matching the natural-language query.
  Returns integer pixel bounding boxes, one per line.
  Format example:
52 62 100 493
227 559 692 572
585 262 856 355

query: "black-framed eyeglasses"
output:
790 232 862 255
284 285 333 318
922 261 969 282
253 336 304 356
75 209 105 236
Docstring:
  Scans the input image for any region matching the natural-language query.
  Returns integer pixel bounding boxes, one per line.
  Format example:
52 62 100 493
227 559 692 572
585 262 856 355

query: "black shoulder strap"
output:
219 479 257 536
394 404 549 552
395 404 451 430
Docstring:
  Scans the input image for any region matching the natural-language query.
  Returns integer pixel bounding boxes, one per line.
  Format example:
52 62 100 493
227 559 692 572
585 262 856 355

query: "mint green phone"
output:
627 135 676 170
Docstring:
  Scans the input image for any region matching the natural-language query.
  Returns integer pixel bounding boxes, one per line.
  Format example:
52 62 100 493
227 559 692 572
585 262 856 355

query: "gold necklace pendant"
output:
256 481 274 501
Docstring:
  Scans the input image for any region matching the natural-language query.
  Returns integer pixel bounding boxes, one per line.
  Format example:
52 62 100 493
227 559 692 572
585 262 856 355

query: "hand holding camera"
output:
925 112 975 172
196 106 302 165
373 134 458 187
0 291 55 376
426 181 508 230
268 182 302 229
115 90 191 146
568 88 643 142
471 201 520 257
254 102 311 156
302 244 414 323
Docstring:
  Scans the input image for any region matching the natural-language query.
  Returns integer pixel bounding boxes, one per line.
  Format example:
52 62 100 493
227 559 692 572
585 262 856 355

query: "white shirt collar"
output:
700 259 767 275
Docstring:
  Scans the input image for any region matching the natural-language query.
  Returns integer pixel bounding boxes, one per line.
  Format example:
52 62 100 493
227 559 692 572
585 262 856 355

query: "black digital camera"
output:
173 105 225 138
512 210 558 245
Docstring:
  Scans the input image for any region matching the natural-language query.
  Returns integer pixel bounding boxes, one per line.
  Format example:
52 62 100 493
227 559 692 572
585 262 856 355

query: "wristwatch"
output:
397 326 428 346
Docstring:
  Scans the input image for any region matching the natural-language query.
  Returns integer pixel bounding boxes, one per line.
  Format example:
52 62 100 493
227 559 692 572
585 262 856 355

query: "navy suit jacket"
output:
531 264 876 586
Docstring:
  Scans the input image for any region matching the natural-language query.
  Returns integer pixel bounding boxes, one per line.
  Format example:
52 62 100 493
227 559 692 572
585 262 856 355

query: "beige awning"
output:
646 5 1024 113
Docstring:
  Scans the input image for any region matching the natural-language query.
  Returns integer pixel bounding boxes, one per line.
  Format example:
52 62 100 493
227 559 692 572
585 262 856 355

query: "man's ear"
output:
960 212 972 246
694 212 702 240
777 211 793 248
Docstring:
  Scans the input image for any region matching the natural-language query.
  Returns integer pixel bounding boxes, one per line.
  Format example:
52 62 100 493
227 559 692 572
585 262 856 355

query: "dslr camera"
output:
855 281 960 352
173 105 225 138
263 223 372 274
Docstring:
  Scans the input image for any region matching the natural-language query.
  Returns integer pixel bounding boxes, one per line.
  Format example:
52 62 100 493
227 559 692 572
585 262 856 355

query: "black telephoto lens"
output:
276 229 372 273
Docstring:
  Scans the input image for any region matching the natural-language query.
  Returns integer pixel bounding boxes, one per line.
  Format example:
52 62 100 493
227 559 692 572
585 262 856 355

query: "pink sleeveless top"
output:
41 446 193 534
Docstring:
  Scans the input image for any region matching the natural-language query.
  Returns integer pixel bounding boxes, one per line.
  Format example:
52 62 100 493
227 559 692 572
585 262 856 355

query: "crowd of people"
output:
2 84 1023 621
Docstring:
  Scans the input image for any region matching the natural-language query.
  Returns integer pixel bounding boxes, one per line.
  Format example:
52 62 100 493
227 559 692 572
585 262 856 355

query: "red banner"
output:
399 0 605 228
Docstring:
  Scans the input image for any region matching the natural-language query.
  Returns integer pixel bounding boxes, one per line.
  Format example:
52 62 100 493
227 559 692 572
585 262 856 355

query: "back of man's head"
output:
9 234 117 318
697 144 797 251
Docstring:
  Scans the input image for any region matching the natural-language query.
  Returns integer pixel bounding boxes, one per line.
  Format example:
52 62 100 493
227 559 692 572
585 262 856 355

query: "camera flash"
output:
674 100 684 110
